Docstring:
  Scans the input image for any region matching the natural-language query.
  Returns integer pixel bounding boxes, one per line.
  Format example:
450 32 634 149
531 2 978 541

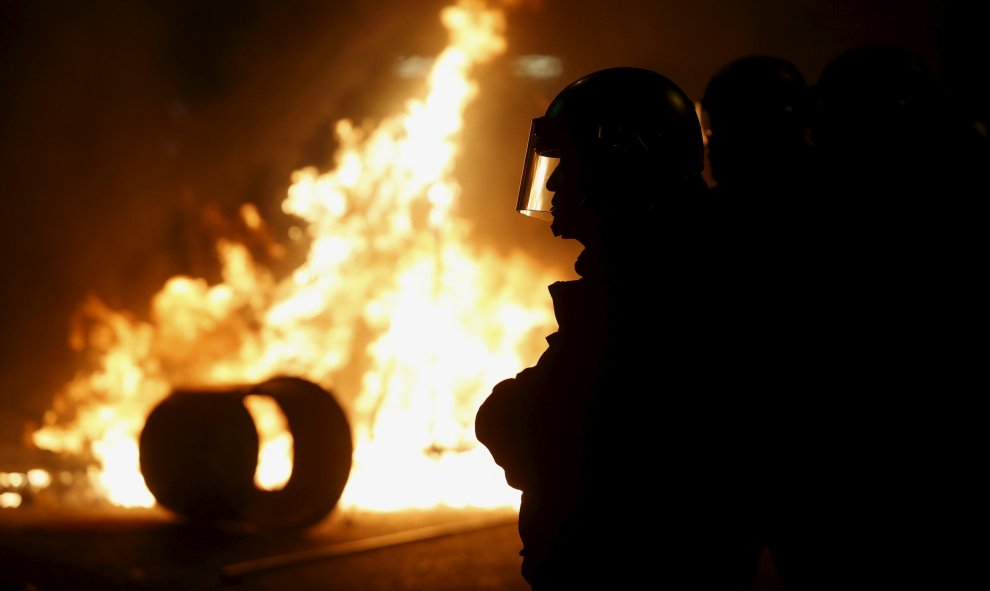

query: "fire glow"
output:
27 0 557 513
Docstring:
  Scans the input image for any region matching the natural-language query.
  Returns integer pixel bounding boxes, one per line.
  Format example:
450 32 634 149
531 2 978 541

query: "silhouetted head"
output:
516 67 705 244
701 55 811 189
813 45 945 167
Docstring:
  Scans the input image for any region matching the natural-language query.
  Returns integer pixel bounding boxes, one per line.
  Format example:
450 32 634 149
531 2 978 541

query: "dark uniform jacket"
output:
475 232 765 589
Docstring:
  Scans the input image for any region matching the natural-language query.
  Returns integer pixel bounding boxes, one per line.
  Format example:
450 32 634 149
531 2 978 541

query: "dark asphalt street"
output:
0 506 526 591
1 505 783 590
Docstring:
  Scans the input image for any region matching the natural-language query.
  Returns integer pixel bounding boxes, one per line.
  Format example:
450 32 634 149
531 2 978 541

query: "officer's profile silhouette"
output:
475 67 772 590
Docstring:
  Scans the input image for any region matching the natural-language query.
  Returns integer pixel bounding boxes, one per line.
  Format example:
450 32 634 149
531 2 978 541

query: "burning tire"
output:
139 376 353 529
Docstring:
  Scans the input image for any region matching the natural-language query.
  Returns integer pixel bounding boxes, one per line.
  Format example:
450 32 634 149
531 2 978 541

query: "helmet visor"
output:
515 118 561 221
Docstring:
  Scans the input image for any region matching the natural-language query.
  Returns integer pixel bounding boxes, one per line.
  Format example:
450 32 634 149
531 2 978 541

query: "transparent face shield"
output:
516 117 655 221
515 118 560 221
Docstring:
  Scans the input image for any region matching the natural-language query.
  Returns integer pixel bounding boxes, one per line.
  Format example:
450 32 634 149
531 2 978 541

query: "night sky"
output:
0 0 984 446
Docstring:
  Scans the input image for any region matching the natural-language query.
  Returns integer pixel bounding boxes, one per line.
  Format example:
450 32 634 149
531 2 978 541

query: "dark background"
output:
1 0 986 447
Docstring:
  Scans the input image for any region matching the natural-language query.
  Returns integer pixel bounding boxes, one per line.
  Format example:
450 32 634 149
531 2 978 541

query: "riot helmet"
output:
812 45 951 196
516 67 705 225
701 56 812 189
701 55 810 144
813 45 943 154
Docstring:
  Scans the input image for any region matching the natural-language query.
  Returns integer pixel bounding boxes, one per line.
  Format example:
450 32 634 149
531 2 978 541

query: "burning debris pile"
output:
14 0 558 517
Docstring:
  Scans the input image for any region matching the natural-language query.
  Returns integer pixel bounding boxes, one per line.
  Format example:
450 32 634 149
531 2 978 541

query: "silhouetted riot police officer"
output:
805 45 986 590
475 67 769 590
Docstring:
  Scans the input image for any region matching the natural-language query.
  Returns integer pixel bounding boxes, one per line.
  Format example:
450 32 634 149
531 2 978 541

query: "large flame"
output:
29 0 557 512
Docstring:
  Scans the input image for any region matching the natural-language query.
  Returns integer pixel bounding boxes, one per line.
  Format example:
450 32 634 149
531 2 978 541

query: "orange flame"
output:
30 0 557 512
